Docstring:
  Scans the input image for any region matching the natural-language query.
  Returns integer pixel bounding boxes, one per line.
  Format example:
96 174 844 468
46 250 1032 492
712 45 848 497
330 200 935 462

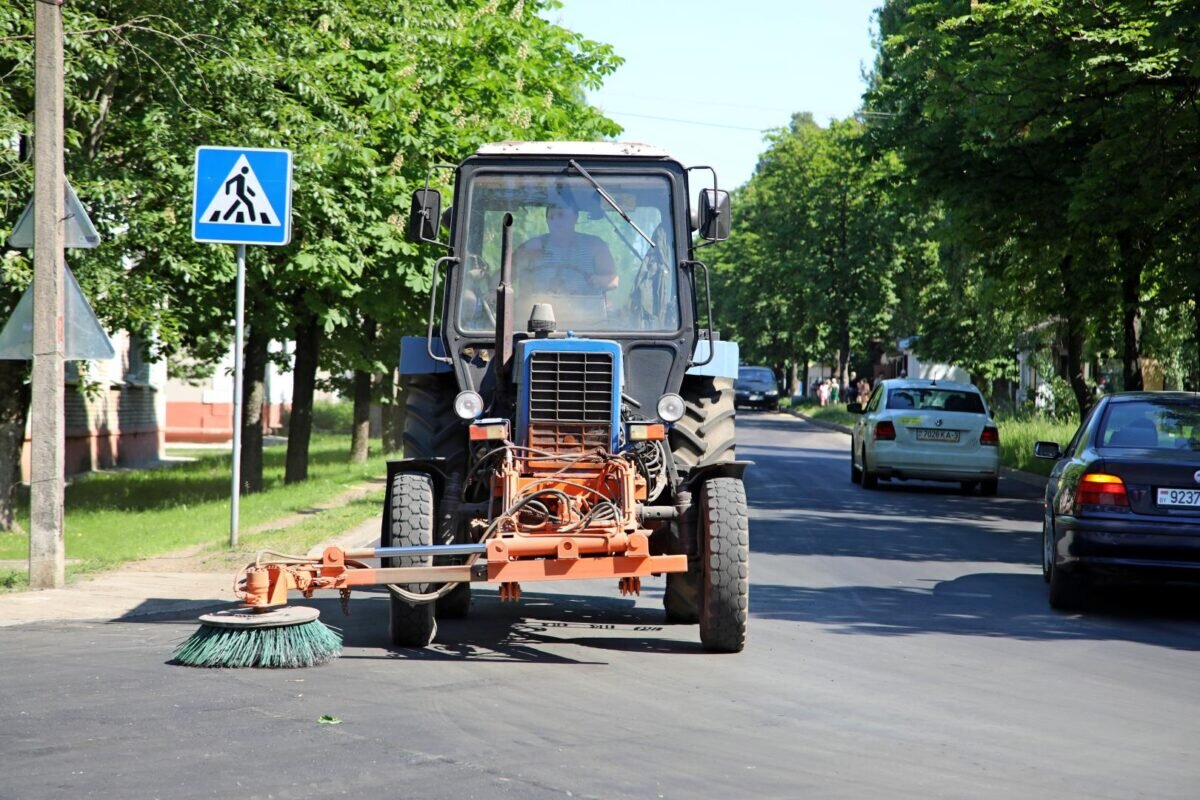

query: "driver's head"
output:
545 204 578 240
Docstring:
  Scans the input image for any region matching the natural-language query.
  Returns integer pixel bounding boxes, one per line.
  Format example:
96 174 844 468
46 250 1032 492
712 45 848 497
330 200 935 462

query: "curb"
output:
788 409 1048 490
789 410 852 435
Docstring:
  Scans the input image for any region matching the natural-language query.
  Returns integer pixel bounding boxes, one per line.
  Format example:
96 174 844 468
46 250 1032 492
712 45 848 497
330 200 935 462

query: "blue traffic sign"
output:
192 146 292 245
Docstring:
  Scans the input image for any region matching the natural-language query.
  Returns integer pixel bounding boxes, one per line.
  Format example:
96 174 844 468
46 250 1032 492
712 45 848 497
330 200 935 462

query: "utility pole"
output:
29 0 65 589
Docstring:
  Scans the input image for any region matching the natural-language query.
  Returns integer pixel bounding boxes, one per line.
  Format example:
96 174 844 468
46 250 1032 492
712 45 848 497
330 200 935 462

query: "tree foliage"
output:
0 0 621 519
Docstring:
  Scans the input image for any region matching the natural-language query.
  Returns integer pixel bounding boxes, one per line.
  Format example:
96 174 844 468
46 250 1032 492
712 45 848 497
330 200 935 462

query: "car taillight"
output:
1075 473 1129 511
980 426 999 446
875 420 896 441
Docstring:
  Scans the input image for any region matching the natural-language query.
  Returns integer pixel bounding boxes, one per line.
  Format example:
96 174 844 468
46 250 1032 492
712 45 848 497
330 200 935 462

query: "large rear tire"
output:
665 376 737 623
699 477 749 653
387 472 437 647
401 373 471 618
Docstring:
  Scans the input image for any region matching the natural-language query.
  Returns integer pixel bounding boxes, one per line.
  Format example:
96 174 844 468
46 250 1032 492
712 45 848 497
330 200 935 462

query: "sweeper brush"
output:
171 606 341 668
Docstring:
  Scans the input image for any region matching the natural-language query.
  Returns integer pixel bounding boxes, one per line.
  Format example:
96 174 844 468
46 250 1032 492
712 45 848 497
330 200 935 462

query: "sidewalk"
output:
0 497 383 628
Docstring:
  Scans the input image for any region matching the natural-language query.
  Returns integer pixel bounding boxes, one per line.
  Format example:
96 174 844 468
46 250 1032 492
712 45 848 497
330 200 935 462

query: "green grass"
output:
789 400 857 428
996 416 1079 476
0 434 388 590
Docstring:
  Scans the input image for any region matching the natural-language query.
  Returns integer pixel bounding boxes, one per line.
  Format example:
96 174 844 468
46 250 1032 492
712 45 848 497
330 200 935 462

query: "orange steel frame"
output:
238 451 686 609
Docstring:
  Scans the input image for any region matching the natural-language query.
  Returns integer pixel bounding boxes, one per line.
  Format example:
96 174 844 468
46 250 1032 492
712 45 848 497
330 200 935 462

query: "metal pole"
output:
29 0 65 589
229 243 246 548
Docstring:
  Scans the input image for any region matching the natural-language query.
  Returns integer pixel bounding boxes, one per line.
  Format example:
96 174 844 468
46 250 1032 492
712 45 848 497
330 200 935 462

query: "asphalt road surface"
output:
3 413 1199 799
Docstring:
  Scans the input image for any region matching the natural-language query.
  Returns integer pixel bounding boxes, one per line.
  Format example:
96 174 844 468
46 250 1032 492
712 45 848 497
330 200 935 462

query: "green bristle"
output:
172 619 342 668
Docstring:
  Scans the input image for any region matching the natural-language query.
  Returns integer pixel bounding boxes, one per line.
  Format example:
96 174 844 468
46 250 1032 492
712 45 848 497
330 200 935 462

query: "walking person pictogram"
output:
199 154 279 227
215 166 268 224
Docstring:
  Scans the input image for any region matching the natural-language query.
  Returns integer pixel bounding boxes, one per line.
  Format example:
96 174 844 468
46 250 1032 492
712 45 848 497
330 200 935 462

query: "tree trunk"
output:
239 325 270 494
836 319 851 389
1065 316 1089 418
0 361 31 531
380 367 403 454
350 369 371 463
285 315 320 484
1057 255 1091 418
789 362 799 396
1118 232 1147 392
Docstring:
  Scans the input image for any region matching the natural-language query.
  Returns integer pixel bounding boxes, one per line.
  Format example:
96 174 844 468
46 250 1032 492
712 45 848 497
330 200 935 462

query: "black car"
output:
735 366 780 411
1036 392 1200 610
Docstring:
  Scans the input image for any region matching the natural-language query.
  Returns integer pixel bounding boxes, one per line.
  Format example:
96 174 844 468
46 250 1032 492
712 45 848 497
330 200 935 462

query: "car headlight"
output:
453 391 484 420
656 393 685 422
766 389 778 396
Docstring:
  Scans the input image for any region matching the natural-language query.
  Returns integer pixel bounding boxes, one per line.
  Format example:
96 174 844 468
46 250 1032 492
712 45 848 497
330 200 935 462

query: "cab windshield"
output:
457 173 680 333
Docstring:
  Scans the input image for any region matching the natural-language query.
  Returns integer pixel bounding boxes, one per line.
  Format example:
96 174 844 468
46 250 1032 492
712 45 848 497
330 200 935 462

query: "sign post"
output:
192 146 293 548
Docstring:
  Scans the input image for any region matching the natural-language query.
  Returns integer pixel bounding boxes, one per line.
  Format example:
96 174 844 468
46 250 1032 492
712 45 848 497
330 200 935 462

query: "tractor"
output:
234 142 749 653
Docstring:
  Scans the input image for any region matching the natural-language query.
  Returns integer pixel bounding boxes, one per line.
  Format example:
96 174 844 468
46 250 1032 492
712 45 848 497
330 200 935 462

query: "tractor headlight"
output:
656 393 685 423
453 391 484 420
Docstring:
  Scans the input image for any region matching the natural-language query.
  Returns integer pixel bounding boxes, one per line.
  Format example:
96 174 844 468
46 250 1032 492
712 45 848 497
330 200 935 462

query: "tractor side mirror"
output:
407 189 442 244
698 189 731 242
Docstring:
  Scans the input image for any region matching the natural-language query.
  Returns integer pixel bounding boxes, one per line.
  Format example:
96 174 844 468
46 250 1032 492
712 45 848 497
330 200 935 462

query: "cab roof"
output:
474 141 672 159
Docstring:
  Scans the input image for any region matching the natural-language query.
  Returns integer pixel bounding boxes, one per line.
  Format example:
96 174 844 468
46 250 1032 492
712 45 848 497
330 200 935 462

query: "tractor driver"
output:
514 200 618 296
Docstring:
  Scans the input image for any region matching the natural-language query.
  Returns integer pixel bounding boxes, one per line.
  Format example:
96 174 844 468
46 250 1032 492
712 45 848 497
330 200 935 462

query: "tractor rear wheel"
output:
698 477 749 653
402 373 471 618
665 376 737 623
387 471 437 647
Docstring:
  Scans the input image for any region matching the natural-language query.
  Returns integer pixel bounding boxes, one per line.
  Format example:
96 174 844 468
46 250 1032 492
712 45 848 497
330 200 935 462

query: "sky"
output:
552 0 882 191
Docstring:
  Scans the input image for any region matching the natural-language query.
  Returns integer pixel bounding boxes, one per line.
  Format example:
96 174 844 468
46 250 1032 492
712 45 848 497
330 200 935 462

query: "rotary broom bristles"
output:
171 606 342 668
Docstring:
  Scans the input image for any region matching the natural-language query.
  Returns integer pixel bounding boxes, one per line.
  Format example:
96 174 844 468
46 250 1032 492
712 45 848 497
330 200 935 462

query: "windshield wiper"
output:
568 159 655 248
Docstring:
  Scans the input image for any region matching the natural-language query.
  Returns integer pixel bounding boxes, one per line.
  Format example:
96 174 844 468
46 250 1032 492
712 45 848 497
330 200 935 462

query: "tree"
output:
0 0 623 524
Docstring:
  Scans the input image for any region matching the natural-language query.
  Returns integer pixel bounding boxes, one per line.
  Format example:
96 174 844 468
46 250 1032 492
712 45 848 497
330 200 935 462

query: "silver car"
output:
849 379 1001 495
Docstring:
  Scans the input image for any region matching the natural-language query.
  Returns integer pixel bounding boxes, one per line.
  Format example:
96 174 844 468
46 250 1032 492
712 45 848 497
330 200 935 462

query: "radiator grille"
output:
528 350 613 454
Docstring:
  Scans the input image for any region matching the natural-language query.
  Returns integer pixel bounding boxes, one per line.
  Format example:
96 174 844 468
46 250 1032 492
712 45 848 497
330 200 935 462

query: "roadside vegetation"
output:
0 435 385 590
0 0 622 531
716 2 1200 420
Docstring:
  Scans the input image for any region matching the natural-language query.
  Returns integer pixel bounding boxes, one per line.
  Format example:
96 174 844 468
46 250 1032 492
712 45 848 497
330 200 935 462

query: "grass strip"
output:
0 435 388 590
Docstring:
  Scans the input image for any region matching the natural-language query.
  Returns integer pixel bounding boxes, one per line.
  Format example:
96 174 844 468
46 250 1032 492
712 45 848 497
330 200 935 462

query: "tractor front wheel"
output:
386 471 437 647
698 477 749 653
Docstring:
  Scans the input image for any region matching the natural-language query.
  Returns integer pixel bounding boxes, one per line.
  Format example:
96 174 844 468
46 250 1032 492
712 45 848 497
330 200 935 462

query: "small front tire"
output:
386 472 437 647
698 477 749 653
980 478 999 497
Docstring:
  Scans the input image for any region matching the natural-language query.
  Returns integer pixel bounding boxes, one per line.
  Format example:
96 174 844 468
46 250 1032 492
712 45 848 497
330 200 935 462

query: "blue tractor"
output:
388 142 749 652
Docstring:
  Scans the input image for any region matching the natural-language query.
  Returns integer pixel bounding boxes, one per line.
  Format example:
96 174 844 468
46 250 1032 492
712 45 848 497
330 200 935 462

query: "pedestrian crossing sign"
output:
192 146 292 245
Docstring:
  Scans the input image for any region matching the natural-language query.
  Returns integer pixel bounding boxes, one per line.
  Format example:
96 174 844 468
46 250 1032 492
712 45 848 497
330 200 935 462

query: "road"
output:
2 413 1199 799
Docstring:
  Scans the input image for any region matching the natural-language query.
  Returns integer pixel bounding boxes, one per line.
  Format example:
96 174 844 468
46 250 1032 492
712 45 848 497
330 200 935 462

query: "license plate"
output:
1156 488 1200 507
914 428 960 443
749 394 763 401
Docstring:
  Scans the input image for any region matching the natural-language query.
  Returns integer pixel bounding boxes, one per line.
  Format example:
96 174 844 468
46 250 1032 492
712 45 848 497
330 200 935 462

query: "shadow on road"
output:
749 500 1037 565
323 589 703 664
750 573 1200 651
